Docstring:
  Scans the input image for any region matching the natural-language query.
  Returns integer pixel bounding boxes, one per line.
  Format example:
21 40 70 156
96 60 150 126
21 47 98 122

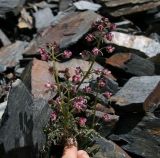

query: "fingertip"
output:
77 150 90 158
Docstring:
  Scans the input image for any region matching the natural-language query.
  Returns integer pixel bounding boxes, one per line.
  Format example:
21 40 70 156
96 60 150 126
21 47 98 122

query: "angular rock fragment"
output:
0 0 26 18
110 76 160 112
34 8 55 30
0 79 51 157
23 11 101 56
0 41 28 70
108 31 160 57
0 29 11 47
59 0 73 11
106 53 155 76
101 0 160 17
73 1 101 11
21 58 56 100
144 81 160 113
109 114 160 158
0 101 7 120
56 58 104 80
90 135 131 158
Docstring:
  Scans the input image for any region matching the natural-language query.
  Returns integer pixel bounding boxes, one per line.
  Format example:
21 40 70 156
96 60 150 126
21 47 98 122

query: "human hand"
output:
62 138 89 158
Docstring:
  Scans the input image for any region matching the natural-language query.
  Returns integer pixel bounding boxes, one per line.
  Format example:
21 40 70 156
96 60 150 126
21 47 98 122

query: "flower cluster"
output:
41 16 116 155
73 96 87 112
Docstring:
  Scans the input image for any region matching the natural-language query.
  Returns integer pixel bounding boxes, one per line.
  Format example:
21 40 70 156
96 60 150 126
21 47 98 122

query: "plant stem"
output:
92 91 98 129
76 59 95 91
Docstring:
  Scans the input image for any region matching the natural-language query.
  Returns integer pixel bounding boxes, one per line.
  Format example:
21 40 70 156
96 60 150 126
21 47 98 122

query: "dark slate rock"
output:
0 79 51 158
109 114 160 158
110 76 160 113
106 53 155 76
0 0 26 18
90 135 131 158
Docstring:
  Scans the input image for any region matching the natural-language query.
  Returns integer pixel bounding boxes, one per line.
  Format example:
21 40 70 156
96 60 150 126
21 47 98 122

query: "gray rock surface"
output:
0 41 28 70
109 31 160 57
109 114 160 158
0 79 51 157
34 8 55 31
91 136 131 158
0 101 7 120
106 53 155 76
110 76 160 112
0 0 26 18
0 29 11 46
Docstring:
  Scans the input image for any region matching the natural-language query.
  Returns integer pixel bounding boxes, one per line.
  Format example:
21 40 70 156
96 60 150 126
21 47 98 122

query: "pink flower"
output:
103 113 111 122
39 48 49 61
98 24 104 31
50 112 57 121
72 74 81 84
85 34 94 42
104 33 113 41
83 86 92 93
98 79 106 88
44 81 55 90
62 50 72 58
78 117 87 127
106 45 115 53
102 69 111 76
92 47 103 56
73 96 87 112
103 91 112 99
110 23 116 31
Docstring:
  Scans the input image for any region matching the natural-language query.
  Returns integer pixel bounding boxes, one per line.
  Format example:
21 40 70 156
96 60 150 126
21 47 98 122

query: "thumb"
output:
62 138 78 158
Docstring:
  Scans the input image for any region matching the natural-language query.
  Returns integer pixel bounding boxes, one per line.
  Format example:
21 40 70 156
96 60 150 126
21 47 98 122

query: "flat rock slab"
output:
144 81 160 113
24 11 100 56
0 0 26 18
56 58 104 79
101 0 160 17
0 79 51 157
106 53 155 76
110 76 160 112
73 1 101 11
0 41 28 69
21 58 56 100
0 29 11 46
91 136 131 158
108 31 160 57
109 114 160 158
34 8 55 31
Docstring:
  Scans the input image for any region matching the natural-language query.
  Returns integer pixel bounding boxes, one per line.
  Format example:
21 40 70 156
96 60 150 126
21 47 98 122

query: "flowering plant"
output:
40 17 116 156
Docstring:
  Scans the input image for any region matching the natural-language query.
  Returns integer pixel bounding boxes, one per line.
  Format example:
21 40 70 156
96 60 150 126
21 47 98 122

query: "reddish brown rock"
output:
24 11 100 56
144 81 160 113
106 53 155 76
21 58 56 100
